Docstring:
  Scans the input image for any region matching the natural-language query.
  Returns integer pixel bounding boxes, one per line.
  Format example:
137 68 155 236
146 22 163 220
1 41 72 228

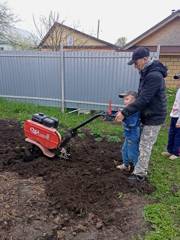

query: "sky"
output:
6 0 180 45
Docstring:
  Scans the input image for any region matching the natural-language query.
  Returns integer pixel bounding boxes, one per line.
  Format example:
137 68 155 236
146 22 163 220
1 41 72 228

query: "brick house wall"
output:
136 18 180 89
121 12 180 89
159 55 180 89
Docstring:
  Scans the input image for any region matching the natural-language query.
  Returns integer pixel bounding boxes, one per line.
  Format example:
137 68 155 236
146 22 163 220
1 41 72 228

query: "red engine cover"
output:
24 120 61 149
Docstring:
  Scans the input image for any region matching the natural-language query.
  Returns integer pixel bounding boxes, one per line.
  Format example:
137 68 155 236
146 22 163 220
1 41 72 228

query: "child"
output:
116 89 141 171
161 73 180 160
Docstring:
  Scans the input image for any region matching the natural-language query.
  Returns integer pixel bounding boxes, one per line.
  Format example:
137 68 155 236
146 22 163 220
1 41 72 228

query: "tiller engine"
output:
23 104 114 162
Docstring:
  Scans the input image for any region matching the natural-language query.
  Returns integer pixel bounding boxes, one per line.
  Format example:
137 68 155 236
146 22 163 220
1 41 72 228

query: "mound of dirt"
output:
0 118 155 240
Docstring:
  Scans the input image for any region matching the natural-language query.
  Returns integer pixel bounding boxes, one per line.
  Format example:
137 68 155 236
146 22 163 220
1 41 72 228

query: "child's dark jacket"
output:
123 111 141 142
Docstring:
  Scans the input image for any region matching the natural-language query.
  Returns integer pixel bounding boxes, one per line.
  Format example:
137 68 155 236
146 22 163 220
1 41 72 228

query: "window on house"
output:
0 47 4 50
67 36 73 46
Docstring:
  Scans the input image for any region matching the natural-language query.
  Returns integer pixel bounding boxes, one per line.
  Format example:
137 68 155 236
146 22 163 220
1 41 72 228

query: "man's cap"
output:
174 73 180 79
127 47 149 65
119 89 138 98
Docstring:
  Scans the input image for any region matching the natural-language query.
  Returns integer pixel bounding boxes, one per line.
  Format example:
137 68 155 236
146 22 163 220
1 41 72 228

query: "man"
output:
115 46 168 183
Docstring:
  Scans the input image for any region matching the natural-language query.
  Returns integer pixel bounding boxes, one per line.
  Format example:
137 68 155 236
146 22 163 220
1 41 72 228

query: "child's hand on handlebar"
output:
116 108 122 115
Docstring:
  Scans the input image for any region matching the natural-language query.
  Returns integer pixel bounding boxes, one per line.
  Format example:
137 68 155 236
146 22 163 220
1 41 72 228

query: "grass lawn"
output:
0 88 180 239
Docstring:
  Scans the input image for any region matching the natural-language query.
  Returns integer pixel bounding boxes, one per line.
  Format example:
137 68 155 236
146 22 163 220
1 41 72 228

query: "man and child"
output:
115 46 168 183
117 72 180 183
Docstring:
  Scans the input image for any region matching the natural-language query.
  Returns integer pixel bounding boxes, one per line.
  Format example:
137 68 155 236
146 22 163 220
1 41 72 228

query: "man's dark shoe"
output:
128 174 145 183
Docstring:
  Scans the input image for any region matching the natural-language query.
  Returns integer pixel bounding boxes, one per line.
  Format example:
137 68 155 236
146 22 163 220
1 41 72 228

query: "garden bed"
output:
0 118 155 240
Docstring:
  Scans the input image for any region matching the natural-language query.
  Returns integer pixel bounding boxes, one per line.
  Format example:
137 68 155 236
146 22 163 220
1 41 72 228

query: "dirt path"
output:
0 118 155 240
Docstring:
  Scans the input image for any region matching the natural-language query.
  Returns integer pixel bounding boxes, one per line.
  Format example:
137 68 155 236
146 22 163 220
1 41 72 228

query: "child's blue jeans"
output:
121 138 139 167
167 117 180 156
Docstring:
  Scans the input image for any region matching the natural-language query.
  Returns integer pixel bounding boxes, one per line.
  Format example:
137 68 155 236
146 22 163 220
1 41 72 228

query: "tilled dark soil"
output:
0 118 156 240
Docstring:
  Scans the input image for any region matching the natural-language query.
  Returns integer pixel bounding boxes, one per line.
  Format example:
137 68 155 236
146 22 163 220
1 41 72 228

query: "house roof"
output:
0 26 39 44
121 9 180 51
38 22 119 50
10 27 34 39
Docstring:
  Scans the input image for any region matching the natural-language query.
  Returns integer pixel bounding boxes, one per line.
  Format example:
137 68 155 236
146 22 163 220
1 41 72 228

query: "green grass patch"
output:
142 203 180 239
0 98 123 136
94 137 102 142
106 135 121 143
59 128 67 135
91 130 102 137
77 133 86 139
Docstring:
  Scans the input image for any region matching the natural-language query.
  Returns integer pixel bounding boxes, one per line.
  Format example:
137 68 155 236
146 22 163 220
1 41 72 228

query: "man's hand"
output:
115 111 124 122
176 123 180 128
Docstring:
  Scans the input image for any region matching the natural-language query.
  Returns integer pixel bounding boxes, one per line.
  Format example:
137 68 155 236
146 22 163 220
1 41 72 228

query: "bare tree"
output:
115 37 127 48
33 11 94 51
0 1 35 50
0 1 20 40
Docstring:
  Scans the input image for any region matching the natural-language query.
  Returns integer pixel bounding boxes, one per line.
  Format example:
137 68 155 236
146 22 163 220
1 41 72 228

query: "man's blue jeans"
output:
167 117 180 156
121 138 139 167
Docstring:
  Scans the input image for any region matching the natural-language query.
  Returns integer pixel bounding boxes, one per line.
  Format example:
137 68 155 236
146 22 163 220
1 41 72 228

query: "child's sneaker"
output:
116 164 130 171
169 155 179 160
161 152 172 157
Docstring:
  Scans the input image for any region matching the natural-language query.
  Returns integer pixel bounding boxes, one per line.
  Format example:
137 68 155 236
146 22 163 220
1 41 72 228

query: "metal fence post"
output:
60 42 65 113
157 44 160 60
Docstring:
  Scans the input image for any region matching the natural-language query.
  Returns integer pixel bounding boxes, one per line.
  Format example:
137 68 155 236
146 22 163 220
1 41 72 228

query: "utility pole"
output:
60 42 64 113
97 19 100 38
